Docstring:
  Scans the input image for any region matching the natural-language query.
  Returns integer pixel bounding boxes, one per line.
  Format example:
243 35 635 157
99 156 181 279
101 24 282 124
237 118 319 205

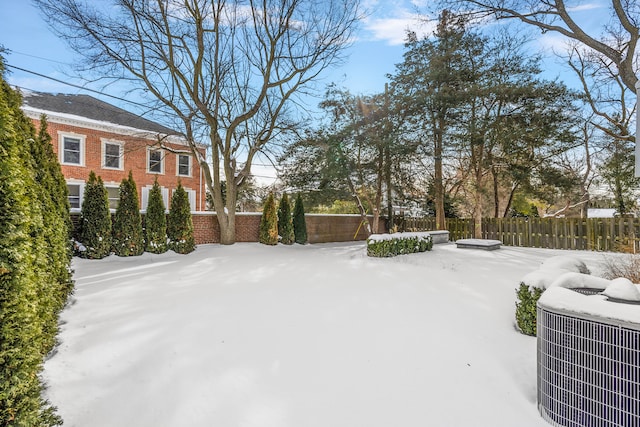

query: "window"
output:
67 183 82 209
141 185 169 211
177 154 191 177
103 140 124 170
59 133 85 166
105 186 120 210
148 149 164 174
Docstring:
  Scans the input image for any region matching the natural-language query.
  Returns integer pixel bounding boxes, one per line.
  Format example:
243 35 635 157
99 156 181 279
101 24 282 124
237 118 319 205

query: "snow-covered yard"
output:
43 242 617 427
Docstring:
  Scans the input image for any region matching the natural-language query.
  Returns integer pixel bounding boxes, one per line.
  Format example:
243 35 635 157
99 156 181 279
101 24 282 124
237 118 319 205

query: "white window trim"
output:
104 183 121 211
58 132 86 167
176 153 192 177
147 148 165 175
141 185 170 212
66 179 85 212
101 139 125 171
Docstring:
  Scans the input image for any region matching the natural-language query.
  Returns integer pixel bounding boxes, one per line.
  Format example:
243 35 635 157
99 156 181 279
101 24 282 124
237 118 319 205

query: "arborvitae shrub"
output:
167 182 195 254
145 179 167 254
515 283 543 336
112 171 144 256
277 192 294 245
259 192 278 245
293 193 308 244
0 64 63 426
79 171 112 259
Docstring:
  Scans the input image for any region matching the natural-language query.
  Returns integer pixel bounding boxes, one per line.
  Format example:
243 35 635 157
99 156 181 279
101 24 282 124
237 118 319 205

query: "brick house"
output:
21 90 207 212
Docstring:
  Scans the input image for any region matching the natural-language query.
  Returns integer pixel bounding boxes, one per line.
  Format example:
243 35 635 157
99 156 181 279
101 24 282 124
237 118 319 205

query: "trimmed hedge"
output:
367 232 433 257
515 283 543 336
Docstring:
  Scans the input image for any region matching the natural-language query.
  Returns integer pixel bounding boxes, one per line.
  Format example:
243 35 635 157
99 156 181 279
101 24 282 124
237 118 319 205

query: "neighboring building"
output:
21 90 207 212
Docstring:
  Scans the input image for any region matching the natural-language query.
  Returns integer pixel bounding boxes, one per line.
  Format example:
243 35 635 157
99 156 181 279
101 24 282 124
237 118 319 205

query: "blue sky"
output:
0 0 604 111
0 0 431 108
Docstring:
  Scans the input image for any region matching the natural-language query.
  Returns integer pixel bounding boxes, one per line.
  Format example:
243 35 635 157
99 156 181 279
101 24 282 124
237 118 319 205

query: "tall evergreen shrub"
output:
167 182 195 254
0 60 63 426
293 193 308 244
112 171 144 256
79 171 112 259
277 192 294 245
145 178 167 254
259 192 278 245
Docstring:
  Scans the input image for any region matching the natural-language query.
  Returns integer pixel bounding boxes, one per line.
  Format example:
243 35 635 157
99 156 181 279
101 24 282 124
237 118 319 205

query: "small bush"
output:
259 192 278 245
167 182 195 254
145 179 167 254
602 254 640 283
293 193 307 244
277 192 294 245
367 232 433 257
79 171 112 259
112 171 144 257
515 283 543 336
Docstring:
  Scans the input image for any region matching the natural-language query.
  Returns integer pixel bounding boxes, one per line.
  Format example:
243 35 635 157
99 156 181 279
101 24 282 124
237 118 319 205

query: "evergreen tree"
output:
0 57 63 426
79 171 112 259
167 182 195 254
293 193 308 244
277 192 295 245
259 192 278 245
145 178 168 253
112 171 144 256
32 115 74 308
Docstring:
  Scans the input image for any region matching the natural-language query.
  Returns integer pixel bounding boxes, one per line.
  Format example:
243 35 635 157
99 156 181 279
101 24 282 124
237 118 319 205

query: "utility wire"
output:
6 63 149 109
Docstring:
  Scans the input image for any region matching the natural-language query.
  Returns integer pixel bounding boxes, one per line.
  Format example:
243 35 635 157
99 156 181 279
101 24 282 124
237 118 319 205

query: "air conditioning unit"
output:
537 287 640 427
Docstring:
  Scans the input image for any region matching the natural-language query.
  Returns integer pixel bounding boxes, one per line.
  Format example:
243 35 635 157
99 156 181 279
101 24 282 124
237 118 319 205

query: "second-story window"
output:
148 149 164 174
60 134 85 166
177 154 191 177
103 141 123 170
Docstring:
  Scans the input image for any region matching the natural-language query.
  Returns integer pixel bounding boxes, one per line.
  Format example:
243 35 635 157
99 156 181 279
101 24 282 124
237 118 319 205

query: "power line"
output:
5 63 149 109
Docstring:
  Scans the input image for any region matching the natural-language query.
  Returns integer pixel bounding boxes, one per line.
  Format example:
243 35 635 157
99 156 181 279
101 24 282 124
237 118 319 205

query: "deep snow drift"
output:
43 242 620 427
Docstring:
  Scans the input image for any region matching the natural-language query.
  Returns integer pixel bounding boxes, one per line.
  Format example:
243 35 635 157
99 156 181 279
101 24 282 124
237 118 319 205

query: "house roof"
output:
21 90 178 136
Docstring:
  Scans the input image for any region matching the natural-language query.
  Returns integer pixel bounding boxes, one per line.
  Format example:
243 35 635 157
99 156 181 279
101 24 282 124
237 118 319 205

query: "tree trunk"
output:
434 121 445 230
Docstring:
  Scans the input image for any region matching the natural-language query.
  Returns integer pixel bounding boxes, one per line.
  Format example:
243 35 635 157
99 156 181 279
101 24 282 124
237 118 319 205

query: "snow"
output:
367 231 432 242
601 277 640 302
43 243 620 427
539 287 640 325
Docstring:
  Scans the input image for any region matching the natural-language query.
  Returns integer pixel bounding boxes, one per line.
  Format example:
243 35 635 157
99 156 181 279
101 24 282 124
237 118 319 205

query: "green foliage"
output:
366 233 433 257
145 179 167 254
79 171 112 259
167 182 195 254
277 192 294 245
515 283 543 336
112 171 144 256
0 61 64 426
293 193 308 244
259 192 278 245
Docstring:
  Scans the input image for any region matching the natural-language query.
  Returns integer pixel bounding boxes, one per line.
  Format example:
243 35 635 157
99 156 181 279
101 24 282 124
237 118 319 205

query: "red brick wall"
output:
71 213 387 245
32 118 206 211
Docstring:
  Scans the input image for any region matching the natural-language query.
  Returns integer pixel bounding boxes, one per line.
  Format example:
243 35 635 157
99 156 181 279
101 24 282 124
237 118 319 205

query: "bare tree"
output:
448 0 639 92
34 0 361 244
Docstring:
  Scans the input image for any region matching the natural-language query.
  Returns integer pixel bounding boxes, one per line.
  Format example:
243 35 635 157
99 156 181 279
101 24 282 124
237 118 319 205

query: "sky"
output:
0 0 613 183
0 0 593 108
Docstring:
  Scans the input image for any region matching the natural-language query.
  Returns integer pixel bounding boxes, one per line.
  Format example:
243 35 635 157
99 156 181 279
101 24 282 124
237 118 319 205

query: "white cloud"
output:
363 10 435 46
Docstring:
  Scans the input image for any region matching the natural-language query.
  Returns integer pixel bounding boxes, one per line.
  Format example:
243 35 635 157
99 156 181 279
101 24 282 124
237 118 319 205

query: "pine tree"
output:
112 171 144 256
0 58 63 426
145 178 168 254
277 192 295 245
167 182 195 254
293 193 308 244
259 192 278 245
79 171 112 259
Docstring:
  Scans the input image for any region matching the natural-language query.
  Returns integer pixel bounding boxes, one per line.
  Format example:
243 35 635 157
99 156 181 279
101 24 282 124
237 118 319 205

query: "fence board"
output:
400 216 640 253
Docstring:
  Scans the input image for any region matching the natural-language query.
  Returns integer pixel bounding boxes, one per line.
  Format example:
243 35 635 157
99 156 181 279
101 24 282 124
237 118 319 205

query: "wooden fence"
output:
400 216 640 253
